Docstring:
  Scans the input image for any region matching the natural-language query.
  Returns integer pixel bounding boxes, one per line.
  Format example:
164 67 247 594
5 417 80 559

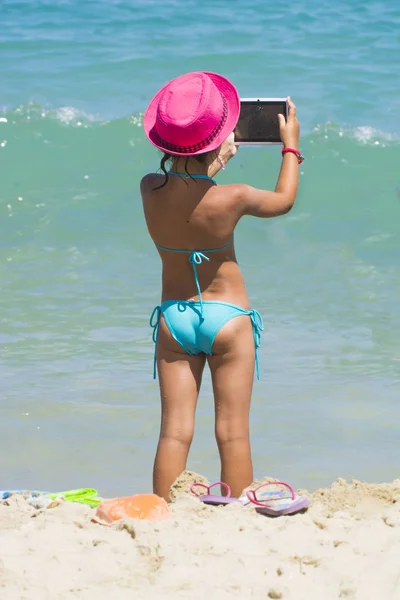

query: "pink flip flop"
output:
246 481 310 516
190 481 239 506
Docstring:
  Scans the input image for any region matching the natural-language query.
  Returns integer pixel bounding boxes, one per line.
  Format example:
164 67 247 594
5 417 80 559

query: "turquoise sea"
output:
1 0 400 497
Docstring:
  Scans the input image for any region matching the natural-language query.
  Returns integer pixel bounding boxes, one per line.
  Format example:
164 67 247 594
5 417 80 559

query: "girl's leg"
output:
207 315 255 498
153 318 206 501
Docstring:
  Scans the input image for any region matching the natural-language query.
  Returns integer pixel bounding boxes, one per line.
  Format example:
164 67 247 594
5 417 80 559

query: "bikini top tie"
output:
155 240 233 312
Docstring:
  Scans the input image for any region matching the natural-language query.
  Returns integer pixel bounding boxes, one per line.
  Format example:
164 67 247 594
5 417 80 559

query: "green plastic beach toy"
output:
48 488 101 508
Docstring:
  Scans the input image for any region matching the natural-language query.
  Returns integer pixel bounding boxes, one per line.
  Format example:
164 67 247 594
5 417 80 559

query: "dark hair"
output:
153 150 217 190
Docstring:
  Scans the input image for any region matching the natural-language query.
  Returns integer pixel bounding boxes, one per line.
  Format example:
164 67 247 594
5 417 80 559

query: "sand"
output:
1 472 400 600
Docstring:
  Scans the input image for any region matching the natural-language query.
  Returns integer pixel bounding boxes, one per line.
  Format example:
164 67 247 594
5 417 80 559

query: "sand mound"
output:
169 469 209 502
312 478 400 514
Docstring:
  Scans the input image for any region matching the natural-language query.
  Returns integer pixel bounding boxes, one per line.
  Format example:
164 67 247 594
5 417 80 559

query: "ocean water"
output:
1 0 400 497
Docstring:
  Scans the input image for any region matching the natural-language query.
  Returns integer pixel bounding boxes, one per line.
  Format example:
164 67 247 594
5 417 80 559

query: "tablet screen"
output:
234 100 286 143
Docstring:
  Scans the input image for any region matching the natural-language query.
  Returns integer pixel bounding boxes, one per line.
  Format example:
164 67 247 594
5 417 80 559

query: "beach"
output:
1 472 400 599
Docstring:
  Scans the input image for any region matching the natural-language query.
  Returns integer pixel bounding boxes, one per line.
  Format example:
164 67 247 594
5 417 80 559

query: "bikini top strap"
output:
168 171 217 185
155 238 233 254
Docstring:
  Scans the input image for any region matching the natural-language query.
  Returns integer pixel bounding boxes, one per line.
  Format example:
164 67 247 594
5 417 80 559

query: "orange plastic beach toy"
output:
96 494 169 523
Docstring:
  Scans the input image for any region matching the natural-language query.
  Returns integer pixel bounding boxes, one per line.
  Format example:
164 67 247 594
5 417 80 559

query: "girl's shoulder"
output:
140 172 163 193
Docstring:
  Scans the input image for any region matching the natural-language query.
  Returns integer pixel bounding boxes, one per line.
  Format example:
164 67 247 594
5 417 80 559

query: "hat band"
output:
156 96 228 154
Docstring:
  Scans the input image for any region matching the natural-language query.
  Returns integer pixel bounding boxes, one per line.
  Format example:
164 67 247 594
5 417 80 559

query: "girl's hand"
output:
219 132 238 161
208 132 238 177
278 97 300 149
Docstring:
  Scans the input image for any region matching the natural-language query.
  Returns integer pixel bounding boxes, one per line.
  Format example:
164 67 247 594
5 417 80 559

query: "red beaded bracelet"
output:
282 147 304 164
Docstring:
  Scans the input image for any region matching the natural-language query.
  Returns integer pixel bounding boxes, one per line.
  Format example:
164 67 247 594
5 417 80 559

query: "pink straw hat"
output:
143 71 240 156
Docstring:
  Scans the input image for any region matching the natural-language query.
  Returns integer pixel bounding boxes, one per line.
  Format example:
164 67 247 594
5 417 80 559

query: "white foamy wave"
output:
0 103 145 130
351 126 398 145
310 122 400 146
52 106 98 126
127 113 143 127
0 103 101 127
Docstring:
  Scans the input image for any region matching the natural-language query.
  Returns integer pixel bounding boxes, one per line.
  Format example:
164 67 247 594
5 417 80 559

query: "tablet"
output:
234 98 288 145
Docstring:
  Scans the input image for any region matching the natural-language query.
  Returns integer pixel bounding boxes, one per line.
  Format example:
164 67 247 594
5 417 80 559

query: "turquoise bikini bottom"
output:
150 300 264 380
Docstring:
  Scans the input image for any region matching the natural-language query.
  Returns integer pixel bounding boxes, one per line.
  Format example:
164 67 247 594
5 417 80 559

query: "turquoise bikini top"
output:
154 171 233 309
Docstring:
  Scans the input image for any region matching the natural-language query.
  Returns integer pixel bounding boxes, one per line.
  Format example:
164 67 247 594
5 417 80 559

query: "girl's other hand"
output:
208 132 237 178
278 97 300 149
219 132 238 161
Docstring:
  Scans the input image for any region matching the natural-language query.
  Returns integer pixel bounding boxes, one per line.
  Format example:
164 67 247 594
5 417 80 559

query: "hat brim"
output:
143 71 240 156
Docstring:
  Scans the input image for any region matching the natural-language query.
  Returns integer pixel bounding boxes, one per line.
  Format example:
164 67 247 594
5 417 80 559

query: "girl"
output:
141 71 301 501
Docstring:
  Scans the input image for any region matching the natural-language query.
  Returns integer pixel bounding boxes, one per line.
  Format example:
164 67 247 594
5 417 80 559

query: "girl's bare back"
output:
141 173 250 306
